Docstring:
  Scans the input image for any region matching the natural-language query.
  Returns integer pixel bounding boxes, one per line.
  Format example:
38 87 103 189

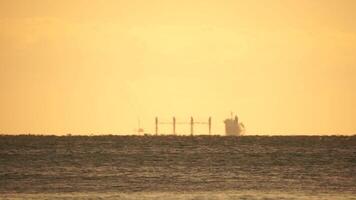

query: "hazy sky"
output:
1 0 355 135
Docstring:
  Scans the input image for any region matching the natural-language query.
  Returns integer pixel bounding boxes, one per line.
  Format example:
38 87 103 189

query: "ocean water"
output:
0 135 355 199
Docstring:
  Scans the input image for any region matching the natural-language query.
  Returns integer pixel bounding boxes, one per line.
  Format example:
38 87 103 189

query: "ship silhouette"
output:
224 113 245 136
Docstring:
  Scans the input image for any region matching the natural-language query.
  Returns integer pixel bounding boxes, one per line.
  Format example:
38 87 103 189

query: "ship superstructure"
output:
224 114 245 136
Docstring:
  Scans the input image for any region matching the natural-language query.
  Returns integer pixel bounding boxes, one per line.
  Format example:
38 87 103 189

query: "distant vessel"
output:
224 114 245 136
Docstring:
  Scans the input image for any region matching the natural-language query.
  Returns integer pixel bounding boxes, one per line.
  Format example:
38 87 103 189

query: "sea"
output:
0 135 355 199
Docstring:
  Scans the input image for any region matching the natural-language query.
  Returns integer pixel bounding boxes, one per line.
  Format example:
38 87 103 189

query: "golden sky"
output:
1 0 355 135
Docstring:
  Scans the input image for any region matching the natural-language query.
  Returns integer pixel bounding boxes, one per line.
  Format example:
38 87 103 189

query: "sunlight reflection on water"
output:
0 136 355 199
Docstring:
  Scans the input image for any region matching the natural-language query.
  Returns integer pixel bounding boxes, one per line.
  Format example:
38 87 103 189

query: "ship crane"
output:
155 117 212 136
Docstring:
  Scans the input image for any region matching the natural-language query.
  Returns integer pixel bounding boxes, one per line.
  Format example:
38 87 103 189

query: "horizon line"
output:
0 133 355 137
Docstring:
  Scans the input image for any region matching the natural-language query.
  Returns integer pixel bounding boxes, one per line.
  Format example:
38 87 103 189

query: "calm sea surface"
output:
0 135 355 199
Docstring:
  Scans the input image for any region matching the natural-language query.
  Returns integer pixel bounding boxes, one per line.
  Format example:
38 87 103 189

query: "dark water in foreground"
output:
0 135 355 199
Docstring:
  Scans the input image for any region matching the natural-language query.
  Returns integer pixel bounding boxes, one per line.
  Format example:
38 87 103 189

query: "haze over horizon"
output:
1 0 355 135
